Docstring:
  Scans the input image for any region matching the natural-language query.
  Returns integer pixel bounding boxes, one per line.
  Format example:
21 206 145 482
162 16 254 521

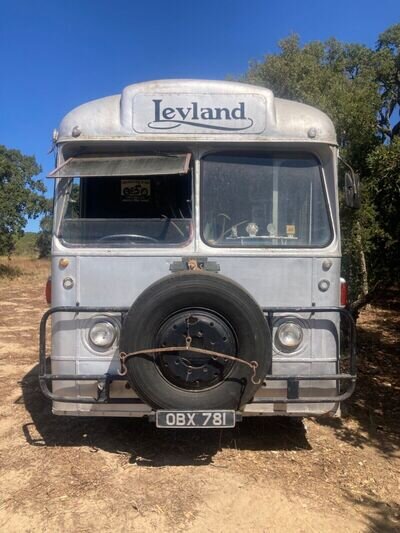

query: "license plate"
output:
156 410 236 428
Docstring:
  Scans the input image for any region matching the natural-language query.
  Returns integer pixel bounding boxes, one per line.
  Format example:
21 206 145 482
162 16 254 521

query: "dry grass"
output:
0 263 22 279
0 256 50 282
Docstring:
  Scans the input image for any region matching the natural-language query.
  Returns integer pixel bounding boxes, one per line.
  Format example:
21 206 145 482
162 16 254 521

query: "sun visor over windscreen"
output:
48 153 191 178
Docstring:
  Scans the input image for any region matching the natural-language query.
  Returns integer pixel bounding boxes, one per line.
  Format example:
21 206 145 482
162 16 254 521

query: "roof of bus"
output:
57 79 337 145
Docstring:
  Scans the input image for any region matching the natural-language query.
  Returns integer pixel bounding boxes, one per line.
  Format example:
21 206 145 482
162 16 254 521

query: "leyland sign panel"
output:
132 94 266 134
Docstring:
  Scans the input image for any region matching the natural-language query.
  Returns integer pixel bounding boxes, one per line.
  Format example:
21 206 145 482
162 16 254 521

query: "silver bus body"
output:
39 80 356 422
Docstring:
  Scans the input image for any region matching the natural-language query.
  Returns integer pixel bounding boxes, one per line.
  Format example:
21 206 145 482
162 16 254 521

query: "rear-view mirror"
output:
344 171 361 209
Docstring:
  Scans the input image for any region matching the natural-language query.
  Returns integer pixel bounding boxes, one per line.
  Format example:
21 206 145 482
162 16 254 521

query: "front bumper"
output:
39 305 356 406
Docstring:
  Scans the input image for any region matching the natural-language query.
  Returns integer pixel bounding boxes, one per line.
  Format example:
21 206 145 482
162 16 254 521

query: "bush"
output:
0 263 23 279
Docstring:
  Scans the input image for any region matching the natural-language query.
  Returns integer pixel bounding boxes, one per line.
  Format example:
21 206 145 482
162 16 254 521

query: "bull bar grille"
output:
39 306 356 405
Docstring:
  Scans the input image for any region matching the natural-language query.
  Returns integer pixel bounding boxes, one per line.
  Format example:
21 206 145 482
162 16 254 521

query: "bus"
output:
39 79 357 428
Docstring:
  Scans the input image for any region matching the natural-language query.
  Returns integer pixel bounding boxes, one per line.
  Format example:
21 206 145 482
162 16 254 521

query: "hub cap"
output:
155 309 237 390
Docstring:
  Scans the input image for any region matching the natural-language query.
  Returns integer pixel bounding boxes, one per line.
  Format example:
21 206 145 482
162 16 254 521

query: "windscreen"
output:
60 172 192 247
201 153 332 248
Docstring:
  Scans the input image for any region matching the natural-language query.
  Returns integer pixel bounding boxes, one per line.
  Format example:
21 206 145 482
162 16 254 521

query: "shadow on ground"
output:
345 491 400 533
20 364 311 466
316 287 400 459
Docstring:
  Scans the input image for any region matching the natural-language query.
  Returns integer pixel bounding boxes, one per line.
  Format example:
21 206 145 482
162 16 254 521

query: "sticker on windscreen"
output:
121 179 151 202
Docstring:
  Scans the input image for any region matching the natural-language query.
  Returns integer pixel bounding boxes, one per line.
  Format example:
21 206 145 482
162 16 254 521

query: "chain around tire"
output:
119 336 261 385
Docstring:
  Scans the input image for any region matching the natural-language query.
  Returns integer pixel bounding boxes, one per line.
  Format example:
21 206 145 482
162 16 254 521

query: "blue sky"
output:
1 0 399 231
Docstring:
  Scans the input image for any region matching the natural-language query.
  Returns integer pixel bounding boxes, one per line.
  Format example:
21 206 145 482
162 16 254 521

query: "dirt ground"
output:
0 258 399 532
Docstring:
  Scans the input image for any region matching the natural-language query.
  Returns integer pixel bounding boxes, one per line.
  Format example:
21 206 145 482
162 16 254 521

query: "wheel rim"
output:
155 308 237 391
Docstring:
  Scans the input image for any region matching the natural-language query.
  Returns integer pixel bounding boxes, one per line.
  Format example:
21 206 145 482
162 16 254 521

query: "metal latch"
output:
170 257 220 273
96 378 108 402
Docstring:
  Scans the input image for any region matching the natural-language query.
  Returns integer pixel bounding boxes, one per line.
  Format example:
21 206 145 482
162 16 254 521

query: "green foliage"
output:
0 145 47 257
36 198 53 258
367 138 400 282
340 187 383 300
36 215 53 258
242 26 400 299
375 23 400 141
14 232 38 256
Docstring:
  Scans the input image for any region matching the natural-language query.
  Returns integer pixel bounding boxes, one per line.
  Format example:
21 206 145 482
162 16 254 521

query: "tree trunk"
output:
355 220 369 297
349 221 370 319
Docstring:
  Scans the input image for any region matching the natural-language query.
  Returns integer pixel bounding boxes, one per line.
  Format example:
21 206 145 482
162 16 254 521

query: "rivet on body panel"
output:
308 127 317 138
72 126 81 137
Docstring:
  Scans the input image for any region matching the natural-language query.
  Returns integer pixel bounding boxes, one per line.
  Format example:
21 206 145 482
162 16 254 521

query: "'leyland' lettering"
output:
152 99 247 127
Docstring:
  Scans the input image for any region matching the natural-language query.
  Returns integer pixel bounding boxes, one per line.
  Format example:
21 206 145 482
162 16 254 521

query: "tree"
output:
375 24 400 141
242 27 400 305
0 145 47 257
36 198 53 258
363 24 400 290
367 138 400 283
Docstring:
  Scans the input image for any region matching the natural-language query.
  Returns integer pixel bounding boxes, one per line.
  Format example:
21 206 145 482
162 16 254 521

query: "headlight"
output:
276 322 303 351
89 321 117 349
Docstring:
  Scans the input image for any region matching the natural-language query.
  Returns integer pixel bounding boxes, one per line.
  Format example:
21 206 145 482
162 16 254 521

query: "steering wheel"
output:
98 234 159 243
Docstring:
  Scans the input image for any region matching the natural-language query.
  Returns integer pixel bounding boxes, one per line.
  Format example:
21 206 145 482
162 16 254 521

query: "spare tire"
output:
120 271 271 410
